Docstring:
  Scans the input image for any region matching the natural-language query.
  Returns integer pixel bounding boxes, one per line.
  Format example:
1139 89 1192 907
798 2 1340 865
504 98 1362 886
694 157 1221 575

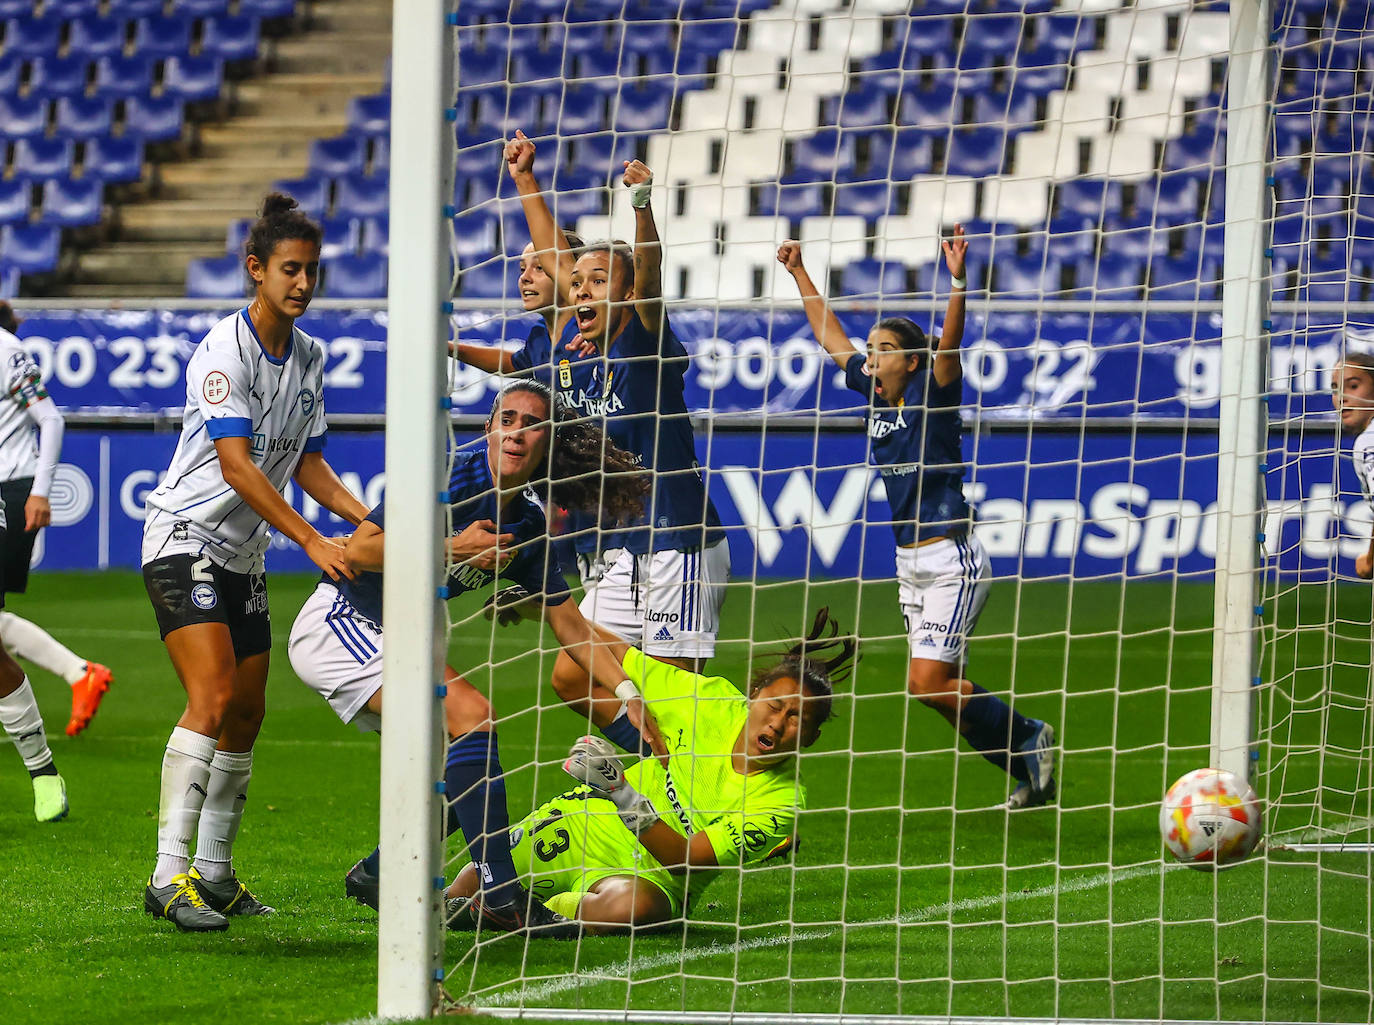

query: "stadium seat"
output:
497 211 532 255
1009 45 1069 94
612 86 671 133
93 55 158 99
171 0 234 16
131 15 195 59
754 181 825 221
27 56 91 99
82 136 144 183
325 253 387 297
0 263 16 299
0 95 49 139
53 95 115 141
122 94 185 141
789 129 857 180
1075 252 1142 296
333 174 388 220
475 83 550 135
1134 175 1202 221
0 224 61 274
360 215 388 256
832 181 893 220
451 209 496 262
162 55 225 102
46 0 102 15
457 46 508 88
107 0 167 15
347 93 391 135
186 254 248 298
1149 256 1220 300
946 127 1007 176
860 126 935 180
38 177 104 227
2 17 64 58
0 53 20 94
974 88 1041 129
829 85 893 129
838 258 907 297
544 170 606 222
1053 179 1121 220
996 256 1065 297
1037 13 1100 54
0 180 31 226
238 0 296 20
309 136 369 178
12 139 76 181
553 84 606 135
272 177 330 218
200 15 263 63
566 131 641 174
897 82 959 132
318 216 361 260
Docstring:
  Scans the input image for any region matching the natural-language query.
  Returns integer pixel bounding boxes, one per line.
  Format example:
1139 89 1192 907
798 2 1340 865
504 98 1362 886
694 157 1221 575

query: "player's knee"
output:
907 663 958 706
444 684 491 737
550 651 591 706
0 647 24 695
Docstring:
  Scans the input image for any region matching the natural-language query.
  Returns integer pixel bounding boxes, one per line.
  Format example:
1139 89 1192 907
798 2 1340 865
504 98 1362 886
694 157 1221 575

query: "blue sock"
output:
361 847 380 876
961 683 1039 783
600 710 653 757
362 796 460 878
445 730 518 903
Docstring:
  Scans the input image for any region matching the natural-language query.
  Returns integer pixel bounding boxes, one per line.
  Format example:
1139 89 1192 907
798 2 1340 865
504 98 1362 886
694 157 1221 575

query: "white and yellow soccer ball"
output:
1160 768 1263 870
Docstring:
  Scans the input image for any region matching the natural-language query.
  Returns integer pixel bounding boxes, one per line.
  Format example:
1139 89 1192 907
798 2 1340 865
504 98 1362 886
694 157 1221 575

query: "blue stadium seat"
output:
497 210 531 254
238 0 296 19
53 95 116 139
309 136 368 177
554 83 606 135
162 55 225 102
638 47 710 85
0 264 17 299
0 53 21 93
451 209 497 262
172 0 233 14
897 81 958 132
132 15 194 59
1037 13 1099 54
0 180 31 226
1162 129 1225 172
1102 224 1168 258
360 215 388 256
612 86 671 132
82 136 144 183
996 256 1065 297
272 177 329 218
0 96 46 140
888 16 955 60
200 15 262 62
830 85 893 129
93 54 157 98
2 17 64 58
324 253 387 297
318 216 360 260
368 135 388 174
510 50 563 87
566 132 641 174
1135 175 1202 220
755 182 825 221
1009 45 1069 94
0 0 31 15
473 84 548 134
1149 256 1220 300
1054 179 1121 220
1075 252 1141 296
108 0 167 16
12 138 76 180
563 0 621 24
1047 217 1101 262
789 129 857 180
122 94 185 141
974 87 1040 129
38 176 104 227
839 258 907 297
27 56 91 99
945 127 1006 176
46 0 102 16
505 0 564 25
966 13 1026 52
0 225 61 274
860 127 935 180
347 93 391 135
457 46 508 87
186 254 247 298
545 169 606 221
832 181 893 220
562 22 611 55
333 174 388 220
676 18 738 56
67 6 128 60
457 258 510 299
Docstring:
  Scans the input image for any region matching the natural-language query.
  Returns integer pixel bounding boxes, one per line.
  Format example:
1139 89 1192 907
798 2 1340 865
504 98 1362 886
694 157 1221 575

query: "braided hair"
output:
487 380 648 524
749 607 858 744
245 192 322 267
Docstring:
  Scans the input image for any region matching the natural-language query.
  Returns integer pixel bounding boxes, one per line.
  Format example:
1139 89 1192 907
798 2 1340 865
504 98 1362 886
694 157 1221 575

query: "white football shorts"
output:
579 540 730 660
288 581 383 733
898 533 991 666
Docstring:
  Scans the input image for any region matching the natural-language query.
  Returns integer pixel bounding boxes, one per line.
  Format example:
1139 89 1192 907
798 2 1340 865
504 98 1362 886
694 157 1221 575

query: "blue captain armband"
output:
205 416 253 440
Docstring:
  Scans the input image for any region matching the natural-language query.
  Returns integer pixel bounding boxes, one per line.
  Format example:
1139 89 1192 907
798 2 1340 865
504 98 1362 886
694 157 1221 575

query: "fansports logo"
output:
191 583 218 610
202 370 231 404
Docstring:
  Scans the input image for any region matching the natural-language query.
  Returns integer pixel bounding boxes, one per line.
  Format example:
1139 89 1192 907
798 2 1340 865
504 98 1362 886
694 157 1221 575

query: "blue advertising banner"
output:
5 307 1354 420
31 426 1370 581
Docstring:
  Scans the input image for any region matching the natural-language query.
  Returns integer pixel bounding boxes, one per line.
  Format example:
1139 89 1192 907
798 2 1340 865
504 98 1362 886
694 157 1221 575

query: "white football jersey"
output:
1353 423 1374 514
0 327 48 488
142 309 328 574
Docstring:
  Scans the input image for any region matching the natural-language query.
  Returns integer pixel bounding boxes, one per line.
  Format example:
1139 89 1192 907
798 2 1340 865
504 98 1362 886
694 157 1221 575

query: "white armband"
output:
615 679 641 703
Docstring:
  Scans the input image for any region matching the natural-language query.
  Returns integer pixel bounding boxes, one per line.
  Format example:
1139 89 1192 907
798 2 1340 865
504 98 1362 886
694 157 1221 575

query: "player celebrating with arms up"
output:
777 228 1057 810
1332 346 1374 578
141 194 369 931
506 131 729 757
445 608 854 932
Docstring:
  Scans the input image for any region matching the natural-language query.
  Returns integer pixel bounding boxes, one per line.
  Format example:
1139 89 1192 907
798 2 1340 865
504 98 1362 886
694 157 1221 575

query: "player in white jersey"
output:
1332 348 1374 578
0 303 113 738
141 194 369 932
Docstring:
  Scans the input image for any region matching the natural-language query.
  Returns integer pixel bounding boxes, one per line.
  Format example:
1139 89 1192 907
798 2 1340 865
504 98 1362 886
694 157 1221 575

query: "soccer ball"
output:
1159 768 1263 870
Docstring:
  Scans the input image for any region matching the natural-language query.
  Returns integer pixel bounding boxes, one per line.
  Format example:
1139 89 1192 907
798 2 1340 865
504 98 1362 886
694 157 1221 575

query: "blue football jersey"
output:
843 353 970 546
331 449 570 624
583 312 722 554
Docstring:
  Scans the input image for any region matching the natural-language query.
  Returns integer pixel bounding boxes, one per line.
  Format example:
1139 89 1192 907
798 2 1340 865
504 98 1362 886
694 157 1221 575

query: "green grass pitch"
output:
1 571 1370 1025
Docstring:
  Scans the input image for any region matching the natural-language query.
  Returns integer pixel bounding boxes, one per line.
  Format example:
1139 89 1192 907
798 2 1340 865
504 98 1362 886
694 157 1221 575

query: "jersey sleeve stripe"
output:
205 416 253 440
304 432 327 453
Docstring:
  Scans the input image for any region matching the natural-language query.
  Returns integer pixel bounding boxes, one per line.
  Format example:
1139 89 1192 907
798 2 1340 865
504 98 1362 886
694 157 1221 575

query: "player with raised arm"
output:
506 130 730 759
141 194 369 932
444 608 854 933
289 379 649 934
777 228 1057 810
0 302 113 737
1332 347 1374 579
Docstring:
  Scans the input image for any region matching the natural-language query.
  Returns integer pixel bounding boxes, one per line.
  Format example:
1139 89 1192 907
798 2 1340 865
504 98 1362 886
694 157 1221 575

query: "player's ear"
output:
245 253 264 286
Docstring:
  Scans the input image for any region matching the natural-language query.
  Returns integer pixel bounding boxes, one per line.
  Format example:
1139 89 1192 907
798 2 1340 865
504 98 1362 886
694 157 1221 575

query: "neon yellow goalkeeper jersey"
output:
621 647 805 868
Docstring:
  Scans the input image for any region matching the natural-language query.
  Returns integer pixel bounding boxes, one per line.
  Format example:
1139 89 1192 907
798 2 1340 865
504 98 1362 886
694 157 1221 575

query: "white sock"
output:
0 677 53 772
193 748 253 882
0 612 87 685
153 727 218 887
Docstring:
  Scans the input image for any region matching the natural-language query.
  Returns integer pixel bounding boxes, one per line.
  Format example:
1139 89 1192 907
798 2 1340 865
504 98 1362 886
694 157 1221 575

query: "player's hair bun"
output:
259 191 300 220
245 191 323 267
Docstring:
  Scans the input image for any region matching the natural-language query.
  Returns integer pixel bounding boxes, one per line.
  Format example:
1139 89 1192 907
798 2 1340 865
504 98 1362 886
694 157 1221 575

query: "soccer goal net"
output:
377 0 1374 1021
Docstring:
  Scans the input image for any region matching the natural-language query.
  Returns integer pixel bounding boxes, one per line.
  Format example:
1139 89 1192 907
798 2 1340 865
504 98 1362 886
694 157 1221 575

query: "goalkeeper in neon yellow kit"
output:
447 609 856 933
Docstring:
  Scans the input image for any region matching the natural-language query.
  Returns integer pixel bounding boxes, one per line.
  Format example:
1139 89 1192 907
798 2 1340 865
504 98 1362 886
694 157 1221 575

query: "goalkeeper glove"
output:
564 735 659 834
482 584 531 627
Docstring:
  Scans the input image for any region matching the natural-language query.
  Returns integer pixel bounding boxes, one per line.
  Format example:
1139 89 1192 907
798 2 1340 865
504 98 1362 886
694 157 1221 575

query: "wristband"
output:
628 175 653 209
951 275 967 290
615 679 641 703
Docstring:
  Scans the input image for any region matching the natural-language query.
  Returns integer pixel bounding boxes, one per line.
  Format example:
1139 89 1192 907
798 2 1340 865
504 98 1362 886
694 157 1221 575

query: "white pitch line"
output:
476 862 1170 1009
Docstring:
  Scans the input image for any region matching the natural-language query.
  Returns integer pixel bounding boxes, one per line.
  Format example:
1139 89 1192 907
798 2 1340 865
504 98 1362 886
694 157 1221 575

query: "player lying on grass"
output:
506 130 730 760
444 608 854 933
142 194 369 932
777 229 1057 810
1332 346 1374 578
289 379 649 934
